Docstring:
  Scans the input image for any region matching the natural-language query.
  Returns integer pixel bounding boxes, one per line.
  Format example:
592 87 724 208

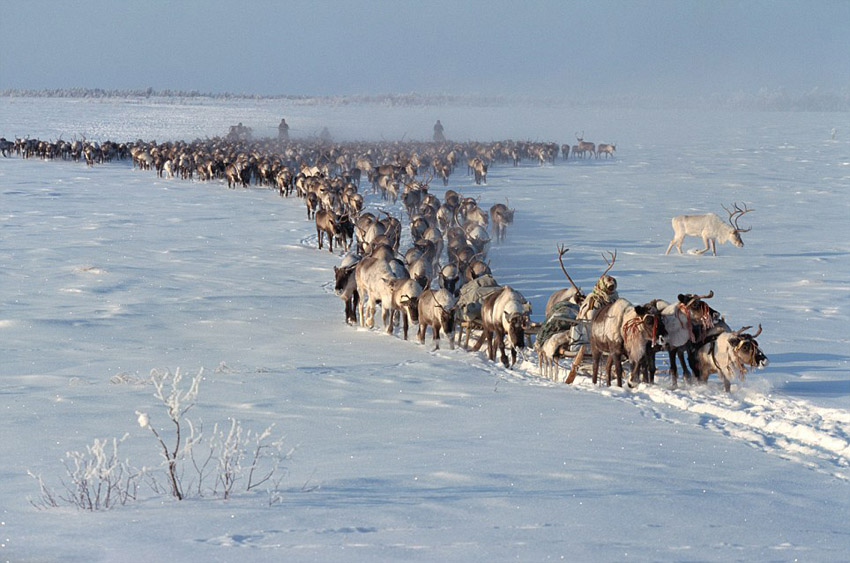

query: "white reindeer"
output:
665 203 754 256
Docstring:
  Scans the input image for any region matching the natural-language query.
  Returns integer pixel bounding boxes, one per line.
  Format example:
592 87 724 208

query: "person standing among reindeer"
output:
278 118 290 141
433 119 445 142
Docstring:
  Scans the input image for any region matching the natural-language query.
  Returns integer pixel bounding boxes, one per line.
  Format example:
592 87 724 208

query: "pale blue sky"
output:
1 0 847 97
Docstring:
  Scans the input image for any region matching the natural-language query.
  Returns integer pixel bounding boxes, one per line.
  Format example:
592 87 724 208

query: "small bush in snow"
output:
137 367 291 501
30 367 292 510
28 435 140 511
136 367 202 500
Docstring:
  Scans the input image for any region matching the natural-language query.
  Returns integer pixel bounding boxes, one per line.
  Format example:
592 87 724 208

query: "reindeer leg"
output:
685 347 697 383
615 354 624 387
628 359 640 388
669 350 679 388
384 308 393 334
678 349 692 379
358 295 366 327
696 236 711 255
495 333 509 367
592 351 600 385
604 355 613 386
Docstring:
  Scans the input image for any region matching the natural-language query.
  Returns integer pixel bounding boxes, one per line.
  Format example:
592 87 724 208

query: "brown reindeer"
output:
489 200 515 244
575 132 596 159
316 209 348 253
596 143 616 159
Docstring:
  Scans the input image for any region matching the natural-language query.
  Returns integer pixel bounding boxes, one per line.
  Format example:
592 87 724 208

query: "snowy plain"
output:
1 96 850 561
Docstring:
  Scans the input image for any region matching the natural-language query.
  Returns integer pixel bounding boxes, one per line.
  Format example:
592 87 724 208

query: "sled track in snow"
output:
319 272 850 482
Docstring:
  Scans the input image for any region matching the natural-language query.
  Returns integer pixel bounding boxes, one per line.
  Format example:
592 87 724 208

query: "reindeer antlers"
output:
556 244 582 294
600 249 617 278
685 290 714 307
722 202 754 233
734 323 762 337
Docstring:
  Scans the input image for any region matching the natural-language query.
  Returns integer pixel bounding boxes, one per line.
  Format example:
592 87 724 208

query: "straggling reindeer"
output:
665 202 754 256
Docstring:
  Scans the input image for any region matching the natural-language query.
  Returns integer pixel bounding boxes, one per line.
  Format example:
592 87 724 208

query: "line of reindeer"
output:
4 133 764 392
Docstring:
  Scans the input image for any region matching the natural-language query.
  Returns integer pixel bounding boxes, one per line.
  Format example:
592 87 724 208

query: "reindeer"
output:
590 299 666 387
575 132 595 159
464 222 491 257
478 286 531 368
407 249 436 290
665 203 754 256
334 253 362 324
536 246 588 381
417 288 457 350
433 158 452 186
0 138 14 157
694 325 768 392
355 254 409 330
438 262 461 296
467 156 488 185
460 199 489 228
596 143 616 159
651 291 717 387
489 200 515 244
316 209 345 253
463 255 491 283
389 278 424 340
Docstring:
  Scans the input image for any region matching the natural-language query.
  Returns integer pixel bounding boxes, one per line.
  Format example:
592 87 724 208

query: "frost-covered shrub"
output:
30 367 291 511
28 436 140 511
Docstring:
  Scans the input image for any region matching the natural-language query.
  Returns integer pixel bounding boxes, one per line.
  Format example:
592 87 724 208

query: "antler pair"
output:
556 245 617 295
685 290 714 308
722 202 754 233
734 324 763 338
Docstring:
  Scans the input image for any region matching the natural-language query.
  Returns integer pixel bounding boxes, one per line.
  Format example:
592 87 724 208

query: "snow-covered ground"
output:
1 96 849 561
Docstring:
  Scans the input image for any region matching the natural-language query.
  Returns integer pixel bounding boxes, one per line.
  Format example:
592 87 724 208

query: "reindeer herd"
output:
2 131 767 393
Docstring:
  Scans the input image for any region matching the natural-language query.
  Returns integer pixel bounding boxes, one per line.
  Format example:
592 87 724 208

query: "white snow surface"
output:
1 96 850 561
